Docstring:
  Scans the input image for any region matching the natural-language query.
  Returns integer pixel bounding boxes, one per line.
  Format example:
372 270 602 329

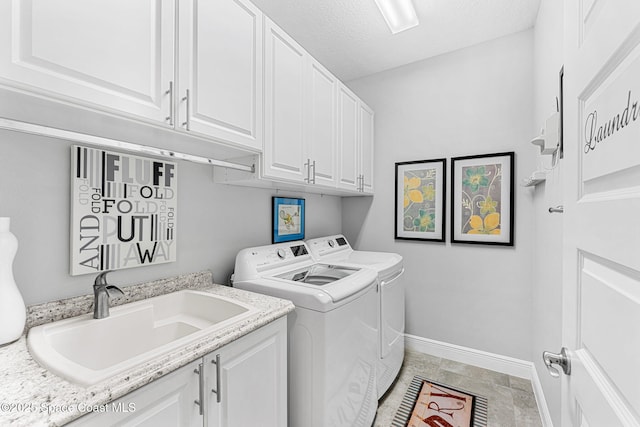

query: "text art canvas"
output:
70 146 178 276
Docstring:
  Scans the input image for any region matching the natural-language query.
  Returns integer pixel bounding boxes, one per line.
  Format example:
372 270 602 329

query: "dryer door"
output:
380 268 405 359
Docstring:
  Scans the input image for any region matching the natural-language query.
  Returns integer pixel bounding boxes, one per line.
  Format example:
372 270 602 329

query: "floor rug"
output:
391 375 488 427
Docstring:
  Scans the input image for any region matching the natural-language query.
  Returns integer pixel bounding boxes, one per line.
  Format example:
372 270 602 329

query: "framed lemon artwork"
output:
451 152 514 246
395 159 446 242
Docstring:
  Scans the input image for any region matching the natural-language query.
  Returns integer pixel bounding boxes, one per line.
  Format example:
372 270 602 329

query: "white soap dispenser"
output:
0 217 26 346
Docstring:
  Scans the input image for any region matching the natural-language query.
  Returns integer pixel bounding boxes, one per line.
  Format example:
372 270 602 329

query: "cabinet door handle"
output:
211 354 221 403
311 160 316 184
304 158 310 183
194 362 204 415
182 89 190 130
165 81 174 126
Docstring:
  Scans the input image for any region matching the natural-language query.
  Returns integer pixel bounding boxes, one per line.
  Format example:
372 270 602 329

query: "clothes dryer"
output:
233 241 378 427
306 235 404 399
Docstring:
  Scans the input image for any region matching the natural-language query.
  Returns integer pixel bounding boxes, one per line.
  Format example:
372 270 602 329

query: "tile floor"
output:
373 349 543 427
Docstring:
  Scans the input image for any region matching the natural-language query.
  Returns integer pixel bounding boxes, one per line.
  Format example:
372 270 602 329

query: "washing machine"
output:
233 241 378 427
306 235 404 399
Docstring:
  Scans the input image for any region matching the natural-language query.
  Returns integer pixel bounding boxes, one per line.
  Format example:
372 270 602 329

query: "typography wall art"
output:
70 145 178 275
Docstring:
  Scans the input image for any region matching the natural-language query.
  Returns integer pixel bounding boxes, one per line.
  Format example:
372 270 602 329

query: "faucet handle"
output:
105 285 124 298
94 270 112 287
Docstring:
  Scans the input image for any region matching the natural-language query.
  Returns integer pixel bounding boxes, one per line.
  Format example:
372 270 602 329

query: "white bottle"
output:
0 217 26 346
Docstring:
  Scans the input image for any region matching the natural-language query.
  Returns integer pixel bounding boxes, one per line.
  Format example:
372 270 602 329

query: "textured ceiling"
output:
251 0 541 81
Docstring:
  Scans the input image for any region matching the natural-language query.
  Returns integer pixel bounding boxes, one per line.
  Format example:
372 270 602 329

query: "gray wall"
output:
0 130 342 305
531 0 564 424
343 30 536 361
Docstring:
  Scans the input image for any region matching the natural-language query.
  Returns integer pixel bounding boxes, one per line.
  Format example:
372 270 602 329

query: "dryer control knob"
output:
328 240 335 248
276 248 286 259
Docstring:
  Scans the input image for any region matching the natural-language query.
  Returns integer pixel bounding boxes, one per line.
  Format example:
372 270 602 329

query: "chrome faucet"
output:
93 270 124 319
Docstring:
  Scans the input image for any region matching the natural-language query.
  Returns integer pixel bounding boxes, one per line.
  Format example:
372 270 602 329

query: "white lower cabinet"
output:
205 316 287 427
68 359 201 427
68 317 287 427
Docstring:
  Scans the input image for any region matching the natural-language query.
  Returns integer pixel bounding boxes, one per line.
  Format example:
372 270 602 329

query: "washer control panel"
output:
307 235 352 257
246 243 311 269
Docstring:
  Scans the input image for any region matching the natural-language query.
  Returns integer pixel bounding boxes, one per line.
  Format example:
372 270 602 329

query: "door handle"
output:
304 158 310 183
194 362 204 415
211 354 221 403
165 81 174 126
182 89 190 130
542 347 571 377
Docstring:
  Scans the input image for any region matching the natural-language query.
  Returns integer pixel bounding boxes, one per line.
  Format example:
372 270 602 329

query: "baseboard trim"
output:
530 364 555 427
404 334 554 427
405 334 532 378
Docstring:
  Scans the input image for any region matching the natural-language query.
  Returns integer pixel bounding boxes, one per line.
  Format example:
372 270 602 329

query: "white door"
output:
205 318 287 427
306 58 337 188
68 359 202 427
558 0 640 425
178 0 263 150
359 102 375 194
337 83 359 191
263 18 308 183
0 0 175 124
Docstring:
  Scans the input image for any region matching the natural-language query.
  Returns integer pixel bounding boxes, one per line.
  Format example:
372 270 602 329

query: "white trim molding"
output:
405 334 554 427
530 363 555 427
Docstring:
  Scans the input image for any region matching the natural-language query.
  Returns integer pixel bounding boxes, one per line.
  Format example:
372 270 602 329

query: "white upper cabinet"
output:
263 18 307 183
359 102 375 194
337 83 360 191
0 0 175 124
305 58 338 188
178 0 263 150
337 83 374 194
0 0 373 195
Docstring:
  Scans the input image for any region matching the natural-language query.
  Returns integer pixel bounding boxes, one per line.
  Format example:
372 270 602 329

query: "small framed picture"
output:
395 159 446 242
451 152 514 246
272 197 305 243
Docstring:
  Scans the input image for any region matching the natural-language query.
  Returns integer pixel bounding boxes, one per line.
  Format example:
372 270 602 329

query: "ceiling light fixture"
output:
374 0 419 34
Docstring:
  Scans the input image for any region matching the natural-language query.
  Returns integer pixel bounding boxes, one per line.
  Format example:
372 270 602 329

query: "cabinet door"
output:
306 58 337 188
178 0 263 150
337 83 359 191
68 360 202 427
0 0 175 124
263 18 308 183
205 317 287 427
359 102 375 194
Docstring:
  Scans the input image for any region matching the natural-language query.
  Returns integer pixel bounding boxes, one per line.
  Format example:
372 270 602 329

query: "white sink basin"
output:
27 290 258 386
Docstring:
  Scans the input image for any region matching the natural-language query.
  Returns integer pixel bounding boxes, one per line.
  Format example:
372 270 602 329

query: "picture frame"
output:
70 145 178 275
451 152 514 246
272 197 305 243
395 158 446 242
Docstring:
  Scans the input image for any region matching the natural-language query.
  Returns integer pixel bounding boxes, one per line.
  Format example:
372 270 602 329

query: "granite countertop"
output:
0 271 294 427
